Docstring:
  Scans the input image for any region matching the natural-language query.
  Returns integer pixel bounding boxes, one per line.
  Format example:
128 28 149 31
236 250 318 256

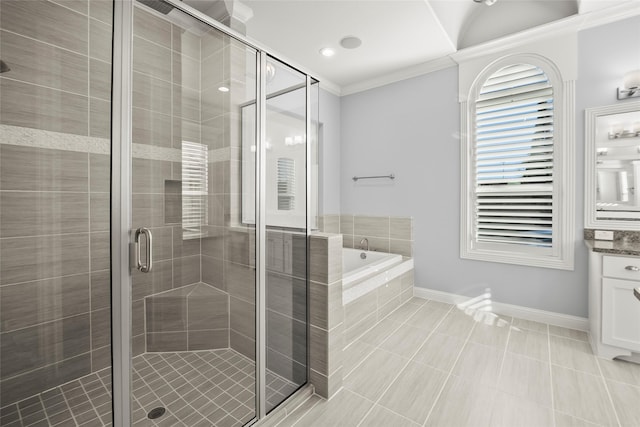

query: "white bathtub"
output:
342 248 402 288
342 248 414 305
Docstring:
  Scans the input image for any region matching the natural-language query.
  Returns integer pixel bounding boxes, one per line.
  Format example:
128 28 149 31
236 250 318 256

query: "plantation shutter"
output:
182 141 208 239
474 64 554 248
277 157 295 210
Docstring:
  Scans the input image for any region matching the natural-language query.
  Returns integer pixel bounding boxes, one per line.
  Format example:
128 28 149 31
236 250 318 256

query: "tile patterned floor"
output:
1 349 298 427
274 297 640 427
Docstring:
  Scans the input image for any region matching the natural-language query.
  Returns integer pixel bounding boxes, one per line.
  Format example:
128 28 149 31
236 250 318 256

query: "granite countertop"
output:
584 239 640 256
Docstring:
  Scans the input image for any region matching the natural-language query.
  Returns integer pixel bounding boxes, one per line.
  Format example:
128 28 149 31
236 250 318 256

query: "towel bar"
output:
352 173 395 182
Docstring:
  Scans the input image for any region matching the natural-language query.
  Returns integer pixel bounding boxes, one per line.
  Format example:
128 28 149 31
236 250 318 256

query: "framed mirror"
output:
585 101 640 230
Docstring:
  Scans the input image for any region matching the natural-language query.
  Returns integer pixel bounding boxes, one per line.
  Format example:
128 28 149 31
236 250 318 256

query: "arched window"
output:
461 56 574 270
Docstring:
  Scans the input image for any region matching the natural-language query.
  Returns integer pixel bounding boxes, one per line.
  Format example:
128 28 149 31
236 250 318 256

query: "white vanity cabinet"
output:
589 248 640 359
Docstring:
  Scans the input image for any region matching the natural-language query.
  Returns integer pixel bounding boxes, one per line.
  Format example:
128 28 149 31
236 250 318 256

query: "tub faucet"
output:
359 238 369 251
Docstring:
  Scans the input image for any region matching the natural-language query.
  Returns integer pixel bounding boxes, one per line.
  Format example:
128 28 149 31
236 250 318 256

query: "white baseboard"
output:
413 287 589 332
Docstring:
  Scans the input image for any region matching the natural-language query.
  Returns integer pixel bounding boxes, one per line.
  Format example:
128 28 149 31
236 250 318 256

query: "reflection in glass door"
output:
263 58 313 412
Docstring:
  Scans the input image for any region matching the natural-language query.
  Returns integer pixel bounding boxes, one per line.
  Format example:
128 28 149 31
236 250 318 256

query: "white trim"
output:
340 56 456 96
338 3 639 97
584 101 640 231
450 2 640 64
413 286 589 332
460 54 575 271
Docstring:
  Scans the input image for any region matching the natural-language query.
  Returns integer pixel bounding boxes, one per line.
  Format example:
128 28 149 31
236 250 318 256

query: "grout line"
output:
0 28 89 61
595 352 623 427
58 385 81 427
287 397 322 427
354 303 456 427
421 307 478 427
496 314 515 381
37 395 54 427
133 355 206 424
0 75 90 101
547 323 557 427
76 378 104 426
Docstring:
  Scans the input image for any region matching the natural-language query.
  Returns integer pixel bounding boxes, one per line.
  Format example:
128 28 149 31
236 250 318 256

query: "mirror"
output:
585 101 640 230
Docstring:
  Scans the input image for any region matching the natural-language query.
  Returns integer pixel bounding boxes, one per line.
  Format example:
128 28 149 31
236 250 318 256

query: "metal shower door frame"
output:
110 1 317 425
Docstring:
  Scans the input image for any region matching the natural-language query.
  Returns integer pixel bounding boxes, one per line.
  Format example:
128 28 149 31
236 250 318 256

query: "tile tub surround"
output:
272 297 640 427
343 269 414 346
309 233 344 399
319 214 413 257
308 231 415 398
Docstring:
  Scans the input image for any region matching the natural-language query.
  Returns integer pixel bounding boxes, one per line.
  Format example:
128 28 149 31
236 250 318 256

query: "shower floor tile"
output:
1 349 296 427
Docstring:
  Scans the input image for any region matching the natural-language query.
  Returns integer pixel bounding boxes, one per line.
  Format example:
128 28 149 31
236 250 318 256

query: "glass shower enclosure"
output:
0 0 318 425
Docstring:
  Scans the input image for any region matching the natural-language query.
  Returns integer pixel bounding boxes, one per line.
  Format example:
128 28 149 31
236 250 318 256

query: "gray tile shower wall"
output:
145 283 229 352
0 0 114 406
320 214 413 257
0 1 228 407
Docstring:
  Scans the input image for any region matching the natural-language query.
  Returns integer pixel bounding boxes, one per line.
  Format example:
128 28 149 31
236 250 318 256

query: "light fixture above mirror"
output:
618 70 640 100
473 0 497 6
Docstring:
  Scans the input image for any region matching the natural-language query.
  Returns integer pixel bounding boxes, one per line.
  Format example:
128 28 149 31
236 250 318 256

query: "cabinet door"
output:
602 277 640 351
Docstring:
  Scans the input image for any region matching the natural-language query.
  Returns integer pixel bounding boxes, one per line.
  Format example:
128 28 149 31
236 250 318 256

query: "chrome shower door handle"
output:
134 227 153 273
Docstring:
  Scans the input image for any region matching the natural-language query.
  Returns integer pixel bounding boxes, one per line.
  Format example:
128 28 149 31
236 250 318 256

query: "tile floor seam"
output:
58 383 81 427
345 302 416 374
37 390 52 426
421 305 478 427
347 388 420 427
342 299 424 376
594 351 623 427
77 375 104 425
549 360 619 379
353 303 457 427
547 323 557 427
548 333 590 344
554 409 608 427
286 397 322 427
496 313 516 382
599 374 640 389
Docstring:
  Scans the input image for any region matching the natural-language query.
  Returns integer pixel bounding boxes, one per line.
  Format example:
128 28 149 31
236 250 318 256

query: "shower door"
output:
123 2 259 425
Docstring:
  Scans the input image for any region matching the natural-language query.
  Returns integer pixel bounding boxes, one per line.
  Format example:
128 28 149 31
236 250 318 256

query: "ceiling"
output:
182 0 640 94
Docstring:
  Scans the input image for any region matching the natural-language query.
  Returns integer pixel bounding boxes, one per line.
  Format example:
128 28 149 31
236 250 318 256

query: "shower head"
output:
0 60 10 73
136 0 174 14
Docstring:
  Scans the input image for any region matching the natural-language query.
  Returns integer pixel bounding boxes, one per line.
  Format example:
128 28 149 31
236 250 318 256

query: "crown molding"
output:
317 79 342 97
334 1 639 97
450 1 640 64
340 56 457 97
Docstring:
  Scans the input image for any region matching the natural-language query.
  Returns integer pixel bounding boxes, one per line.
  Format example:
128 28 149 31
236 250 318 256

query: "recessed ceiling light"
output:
218 86 229 92
340 36 362 49
319 47 335 57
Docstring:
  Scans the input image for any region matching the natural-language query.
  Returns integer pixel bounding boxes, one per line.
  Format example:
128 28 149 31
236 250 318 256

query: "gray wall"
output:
340 15 640 318
318 88 342 215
